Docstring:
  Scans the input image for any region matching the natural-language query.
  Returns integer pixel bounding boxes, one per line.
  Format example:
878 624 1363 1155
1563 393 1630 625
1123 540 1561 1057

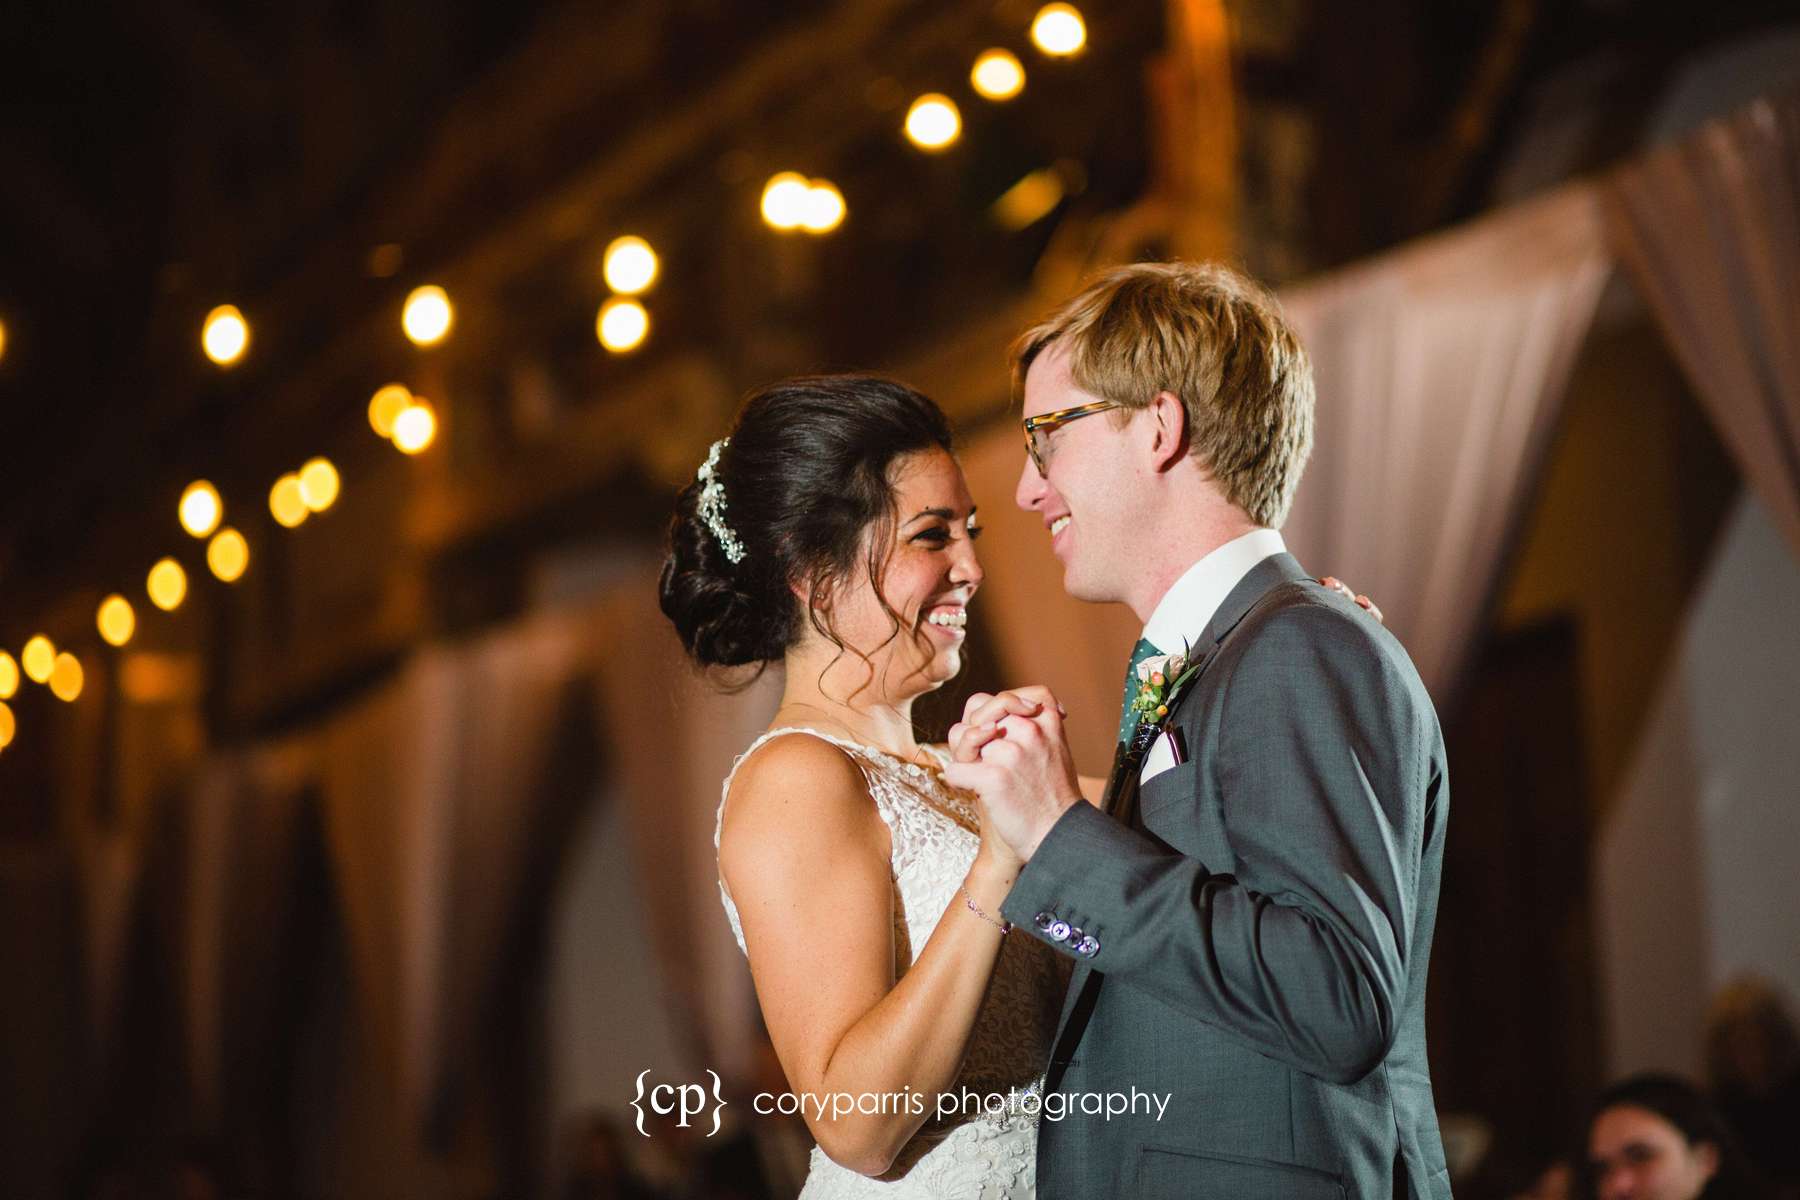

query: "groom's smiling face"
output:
1015 343 1140 604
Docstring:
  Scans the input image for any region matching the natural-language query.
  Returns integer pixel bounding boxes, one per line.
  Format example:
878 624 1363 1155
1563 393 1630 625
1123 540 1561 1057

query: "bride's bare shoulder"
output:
721 731 883 852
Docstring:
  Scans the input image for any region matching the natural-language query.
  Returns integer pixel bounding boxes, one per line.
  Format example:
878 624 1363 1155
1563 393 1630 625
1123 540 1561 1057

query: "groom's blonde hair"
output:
1011 261 1315 528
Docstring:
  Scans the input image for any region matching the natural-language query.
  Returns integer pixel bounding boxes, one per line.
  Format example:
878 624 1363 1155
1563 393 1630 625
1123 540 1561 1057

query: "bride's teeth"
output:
1050 515 1071 536
926 610 967 628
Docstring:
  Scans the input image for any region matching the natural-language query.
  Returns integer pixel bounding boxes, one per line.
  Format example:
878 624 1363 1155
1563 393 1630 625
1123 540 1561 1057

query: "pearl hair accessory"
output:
696 437 746 564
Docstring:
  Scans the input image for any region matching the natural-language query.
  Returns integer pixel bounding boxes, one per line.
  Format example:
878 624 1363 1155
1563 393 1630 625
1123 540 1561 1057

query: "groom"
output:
944 262 1452 1199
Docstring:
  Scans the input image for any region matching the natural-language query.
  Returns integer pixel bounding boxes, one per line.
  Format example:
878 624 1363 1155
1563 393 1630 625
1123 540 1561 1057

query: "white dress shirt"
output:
1138 528 1287 781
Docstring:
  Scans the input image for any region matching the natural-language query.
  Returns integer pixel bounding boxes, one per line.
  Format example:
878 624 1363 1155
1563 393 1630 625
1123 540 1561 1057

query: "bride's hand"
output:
1320 576 1384 624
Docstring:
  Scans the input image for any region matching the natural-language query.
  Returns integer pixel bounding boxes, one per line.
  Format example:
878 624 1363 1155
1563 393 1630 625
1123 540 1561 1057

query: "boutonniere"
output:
1127 645 1205 755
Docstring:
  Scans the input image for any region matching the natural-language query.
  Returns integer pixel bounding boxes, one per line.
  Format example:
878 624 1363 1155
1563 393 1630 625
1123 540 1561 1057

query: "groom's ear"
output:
1147 390 1189 471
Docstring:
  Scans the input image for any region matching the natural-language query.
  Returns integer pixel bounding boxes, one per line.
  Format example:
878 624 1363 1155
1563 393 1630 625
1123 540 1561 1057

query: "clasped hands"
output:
942 686 1084 865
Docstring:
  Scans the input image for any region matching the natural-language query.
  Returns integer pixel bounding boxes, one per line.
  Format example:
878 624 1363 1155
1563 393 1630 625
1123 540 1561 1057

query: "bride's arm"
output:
719 734 1018 1178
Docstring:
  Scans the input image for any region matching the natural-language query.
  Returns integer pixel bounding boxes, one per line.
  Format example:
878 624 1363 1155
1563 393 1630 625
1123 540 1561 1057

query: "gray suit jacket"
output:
1001 553 1452 1199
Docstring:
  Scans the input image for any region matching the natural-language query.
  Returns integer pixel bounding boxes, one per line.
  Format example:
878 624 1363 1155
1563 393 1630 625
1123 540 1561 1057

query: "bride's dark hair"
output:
659 374 955 677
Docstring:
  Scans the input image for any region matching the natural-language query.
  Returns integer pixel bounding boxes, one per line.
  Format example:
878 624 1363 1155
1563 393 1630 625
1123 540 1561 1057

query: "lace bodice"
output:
715 727 1068 1199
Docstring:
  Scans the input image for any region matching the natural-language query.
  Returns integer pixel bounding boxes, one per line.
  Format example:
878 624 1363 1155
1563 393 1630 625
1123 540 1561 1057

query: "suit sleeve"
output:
999 602 1431 1085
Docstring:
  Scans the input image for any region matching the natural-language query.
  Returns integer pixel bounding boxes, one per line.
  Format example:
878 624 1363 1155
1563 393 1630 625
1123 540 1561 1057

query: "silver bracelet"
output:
962 884 1013 934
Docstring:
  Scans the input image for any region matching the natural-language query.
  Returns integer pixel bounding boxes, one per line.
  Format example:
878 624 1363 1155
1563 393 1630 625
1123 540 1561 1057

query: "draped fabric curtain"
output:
1278 182 1614 703
1605 87 1800 560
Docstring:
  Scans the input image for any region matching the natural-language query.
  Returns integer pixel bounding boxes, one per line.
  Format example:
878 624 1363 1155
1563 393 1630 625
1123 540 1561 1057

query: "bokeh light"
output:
0 318 8 364
402 285 453 346
0 651 17 699
368 383 412 438
905 94 962 151
1031 3 1087 56
392 400 438 454
49 652 83 702
603 236 659 295
971 49 1026 100
802 180 847 233
179 480 223 538
22 635 56 683
298 457 340 512
0 701 13 750
147 559 187 611
270 474 309 527
98 595 136 647
208 527 249 582
202 305 250 365
597 298 650 353
761 172 812 230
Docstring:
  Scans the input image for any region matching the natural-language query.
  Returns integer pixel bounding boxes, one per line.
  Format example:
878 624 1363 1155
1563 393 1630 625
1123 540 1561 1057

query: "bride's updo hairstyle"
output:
660 374 954 674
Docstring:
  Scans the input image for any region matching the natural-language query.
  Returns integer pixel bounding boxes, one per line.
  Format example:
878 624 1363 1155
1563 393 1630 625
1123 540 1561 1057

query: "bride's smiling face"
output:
812 447 984 703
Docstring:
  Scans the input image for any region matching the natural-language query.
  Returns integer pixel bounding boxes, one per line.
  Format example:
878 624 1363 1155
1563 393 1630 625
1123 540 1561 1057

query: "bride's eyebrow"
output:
904 506 956 525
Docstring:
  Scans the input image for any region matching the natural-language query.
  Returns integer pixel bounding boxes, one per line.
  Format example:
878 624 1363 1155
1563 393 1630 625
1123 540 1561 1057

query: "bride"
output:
660 374 1066 1197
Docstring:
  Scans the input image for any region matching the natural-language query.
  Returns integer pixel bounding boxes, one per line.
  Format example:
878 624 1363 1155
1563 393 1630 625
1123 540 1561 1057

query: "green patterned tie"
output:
1116 637 1162 744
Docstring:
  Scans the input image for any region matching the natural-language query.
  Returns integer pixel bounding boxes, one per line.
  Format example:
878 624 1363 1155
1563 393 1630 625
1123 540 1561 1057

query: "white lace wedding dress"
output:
716 728 1068 1199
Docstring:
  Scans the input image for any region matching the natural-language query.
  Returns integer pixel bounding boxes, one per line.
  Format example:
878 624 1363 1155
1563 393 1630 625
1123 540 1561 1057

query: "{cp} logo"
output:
630 1069 726 1137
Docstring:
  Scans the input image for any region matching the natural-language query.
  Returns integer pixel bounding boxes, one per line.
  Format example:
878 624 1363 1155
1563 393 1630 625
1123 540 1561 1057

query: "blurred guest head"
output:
1705 975 1800 1098
1584 1074 1764 1200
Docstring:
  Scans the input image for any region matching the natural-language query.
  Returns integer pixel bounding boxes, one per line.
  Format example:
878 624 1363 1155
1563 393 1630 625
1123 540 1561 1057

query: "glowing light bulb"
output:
603 236 659 295
202 305 249 365
207 527 249 582
49 652 83 702
269 474 308 527
402 285 453 346
179 480 222 538
98 595 136 647
905 94 962 151
1031 4 1086 56
597 298 650 353
761 172 812 230
971 49 1026 100
802 180 846 233
392 400 437 454
147 558 187 611
298 457 339 512
22 635 56 683
0 652 16 698
369 383 412 438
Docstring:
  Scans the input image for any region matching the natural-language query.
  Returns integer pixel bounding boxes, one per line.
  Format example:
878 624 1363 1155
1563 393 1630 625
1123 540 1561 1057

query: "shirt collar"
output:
1141 528 1287 654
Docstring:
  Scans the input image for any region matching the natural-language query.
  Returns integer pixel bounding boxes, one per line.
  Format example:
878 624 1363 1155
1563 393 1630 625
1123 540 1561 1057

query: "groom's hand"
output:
947 687 1065 764
943 690 1081 862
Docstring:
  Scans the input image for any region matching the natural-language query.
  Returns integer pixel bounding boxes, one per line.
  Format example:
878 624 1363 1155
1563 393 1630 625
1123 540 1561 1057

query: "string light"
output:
269 474 309 527
597 298 650 353
298 457 340 512
1031 4 1087 56
0 701 13 750
802 180 847 233
179 480 223 538
905 94 961 151
402 285 453 346
761 172 812 230
603 237 659 295
207 528 249 582
22 635 56 683
368 383 412 438
202 305 250 366
971 49 1026 100
147 559 187 611
49 652 83 702
0 651 17 698
0 318 8 364
98 595 136 647
392 399 437 454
